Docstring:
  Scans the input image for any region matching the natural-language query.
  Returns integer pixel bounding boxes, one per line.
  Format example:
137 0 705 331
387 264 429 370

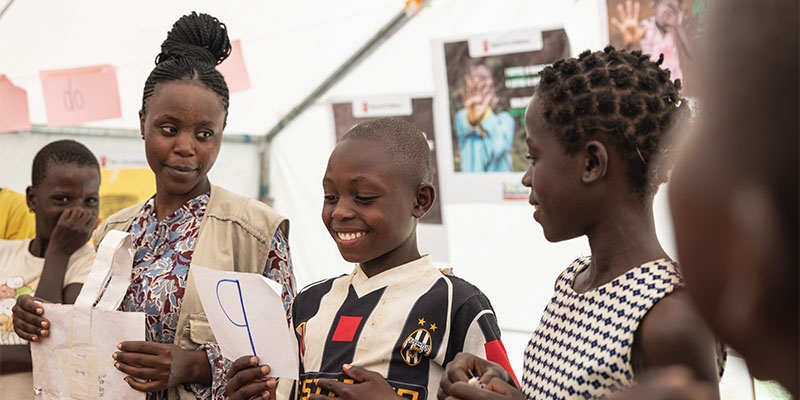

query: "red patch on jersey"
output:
485 339 520 386
332 315 362 342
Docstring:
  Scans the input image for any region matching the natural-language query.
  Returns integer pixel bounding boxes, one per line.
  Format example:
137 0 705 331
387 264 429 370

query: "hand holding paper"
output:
190 265 298 380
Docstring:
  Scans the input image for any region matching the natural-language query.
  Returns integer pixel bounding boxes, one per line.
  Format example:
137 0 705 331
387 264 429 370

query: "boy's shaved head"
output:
341 117 433 187
32 139 100 187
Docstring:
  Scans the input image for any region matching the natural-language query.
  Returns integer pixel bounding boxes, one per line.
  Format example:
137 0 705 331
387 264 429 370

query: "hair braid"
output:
535 46 690 198
141 12 232 117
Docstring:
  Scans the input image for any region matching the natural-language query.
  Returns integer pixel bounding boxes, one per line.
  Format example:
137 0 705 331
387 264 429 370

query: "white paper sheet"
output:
190 265 298 380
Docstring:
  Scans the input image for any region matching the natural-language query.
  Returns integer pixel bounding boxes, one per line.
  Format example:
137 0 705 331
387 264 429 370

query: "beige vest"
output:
93 185 288 399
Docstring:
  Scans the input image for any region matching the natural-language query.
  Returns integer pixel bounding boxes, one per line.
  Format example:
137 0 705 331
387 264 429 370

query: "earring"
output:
29 208 34 214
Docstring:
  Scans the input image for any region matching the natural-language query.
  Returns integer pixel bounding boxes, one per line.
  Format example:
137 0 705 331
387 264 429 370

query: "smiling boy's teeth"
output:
338 232 364 241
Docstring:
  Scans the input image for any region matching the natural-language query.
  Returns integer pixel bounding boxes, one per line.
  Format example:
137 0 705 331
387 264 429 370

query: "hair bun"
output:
155 11 231 66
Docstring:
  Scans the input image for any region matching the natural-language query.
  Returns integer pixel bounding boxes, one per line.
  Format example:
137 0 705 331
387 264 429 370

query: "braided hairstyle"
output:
535 46 689 198
141 12 232 118
32 140 99 187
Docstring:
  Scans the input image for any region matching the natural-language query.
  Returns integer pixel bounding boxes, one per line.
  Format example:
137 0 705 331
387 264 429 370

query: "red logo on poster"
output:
483 40 489 52
362 102 368 113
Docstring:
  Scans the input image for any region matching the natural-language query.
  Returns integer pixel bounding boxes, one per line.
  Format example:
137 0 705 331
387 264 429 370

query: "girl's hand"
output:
113 341 211 393
440 376 527 400
225 356 276 400
12 294 50 341
439 352 512 399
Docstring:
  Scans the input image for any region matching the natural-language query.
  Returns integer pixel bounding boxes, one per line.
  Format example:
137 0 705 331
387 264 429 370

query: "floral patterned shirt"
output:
121 192 296 400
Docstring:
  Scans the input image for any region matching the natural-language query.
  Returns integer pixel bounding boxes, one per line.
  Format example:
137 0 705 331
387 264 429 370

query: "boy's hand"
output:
310 364 399 400
226 356 276 400
12 294 50 341
113 341 211 393
48 207 97 256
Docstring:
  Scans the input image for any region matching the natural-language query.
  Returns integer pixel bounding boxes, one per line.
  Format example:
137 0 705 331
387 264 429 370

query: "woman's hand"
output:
12 294 50 342
225 356 276 400
113 341 211 393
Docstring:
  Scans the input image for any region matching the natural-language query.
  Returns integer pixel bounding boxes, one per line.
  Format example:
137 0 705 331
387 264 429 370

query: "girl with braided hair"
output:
13 12 297 400
439 46 725 400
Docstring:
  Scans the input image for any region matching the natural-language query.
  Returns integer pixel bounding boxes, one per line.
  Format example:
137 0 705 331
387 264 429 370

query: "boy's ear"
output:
25 186 35 213
582 140 609 183
412 183 436 218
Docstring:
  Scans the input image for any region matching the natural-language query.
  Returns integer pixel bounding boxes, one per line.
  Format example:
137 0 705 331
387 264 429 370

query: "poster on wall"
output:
433 27 570 203
97 152 155 222
331 96 442 225
605 0 706 97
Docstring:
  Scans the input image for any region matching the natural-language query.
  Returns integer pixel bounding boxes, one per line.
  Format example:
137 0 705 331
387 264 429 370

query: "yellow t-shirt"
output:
0 188 36 240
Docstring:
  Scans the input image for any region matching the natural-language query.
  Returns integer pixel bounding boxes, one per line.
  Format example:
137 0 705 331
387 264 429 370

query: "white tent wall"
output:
1 0 681 379
0 131 261 200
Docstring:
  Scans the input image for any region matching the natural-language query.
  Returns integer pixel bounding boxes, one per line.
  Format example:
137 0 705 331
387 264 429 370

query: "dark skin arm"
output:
0 345 35 375
2 208 93 374
34 207 95 304
632 289 721 398
610 365 717 400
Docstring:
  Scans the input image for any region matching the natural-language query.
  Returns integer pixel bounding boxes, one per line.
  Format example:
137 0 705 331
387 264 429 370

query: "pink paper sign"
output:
40 64 122 127
0 75 32 132
217 40 252 93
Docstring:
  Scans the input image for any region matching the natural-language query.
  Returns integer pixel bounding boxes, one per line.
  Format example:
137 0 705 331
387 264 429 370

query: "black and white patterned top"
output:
521 256 724 399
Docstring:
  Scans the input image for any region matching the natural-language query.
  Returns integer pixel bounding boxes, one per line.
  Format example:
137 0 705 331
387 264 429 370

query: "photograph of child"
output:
607 0 706 96
444 28 570 173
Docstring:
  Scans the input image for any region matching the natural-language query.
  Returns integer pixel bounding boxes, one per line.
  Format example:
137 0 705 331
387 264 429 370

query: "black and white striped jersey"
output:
276 255 516 400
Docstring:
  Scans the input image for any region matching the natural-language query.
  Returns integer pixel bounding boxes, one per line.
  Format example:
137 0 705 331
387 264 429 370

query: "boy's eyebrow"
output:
321 176 373 184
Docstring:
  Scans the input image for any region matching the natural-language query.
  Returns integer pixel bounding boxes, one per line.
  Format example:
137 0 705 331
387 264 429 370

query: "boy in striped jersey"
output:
226 117 516 400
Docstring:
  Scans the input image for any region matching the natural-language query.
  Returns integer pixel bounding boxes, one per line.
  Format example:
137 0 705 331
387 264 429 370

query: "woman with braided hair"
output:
13 12 296 400
438 46 725 400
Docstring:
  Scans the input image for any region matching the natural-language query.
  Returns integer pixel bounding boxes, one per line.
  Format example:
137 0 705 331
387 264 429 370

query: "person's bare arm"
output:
0 344 32 374
633 289 721 399
35 208 95 304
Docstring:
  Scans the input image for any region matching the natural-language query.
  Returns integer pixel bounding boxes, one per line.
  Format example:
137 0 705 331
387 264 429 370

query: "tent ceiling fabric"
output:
0 0 605 135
